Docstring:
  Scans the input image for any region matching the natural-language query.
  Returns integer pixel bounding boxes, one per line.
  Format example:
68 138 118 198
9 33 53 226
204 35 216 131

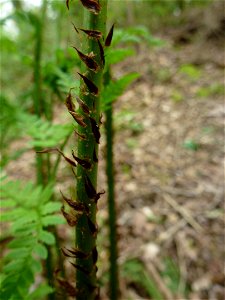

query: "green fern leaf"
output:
1 178 59 299
27 283 54 300
101 73 140 111
41 202 61 215
34 243 48 259
105 48 135 67
8 237 36 248
5 248 30 260
39 230 55 245
42 215 65 226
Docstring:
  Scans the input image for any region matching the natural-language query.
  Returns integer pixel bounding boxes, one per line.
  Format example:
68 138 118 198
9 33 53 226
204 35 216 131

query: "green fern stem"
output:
75 1 107 299
104 68 119 300
33 0 47 185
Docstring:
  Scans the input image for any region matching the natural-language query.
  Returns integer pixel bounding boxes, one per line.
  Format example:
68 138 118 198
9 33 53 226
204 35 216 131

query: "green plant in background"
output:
0 176 64 300
179 63 201 80
162 257 190 297
122 259 164 300
196 83 224 98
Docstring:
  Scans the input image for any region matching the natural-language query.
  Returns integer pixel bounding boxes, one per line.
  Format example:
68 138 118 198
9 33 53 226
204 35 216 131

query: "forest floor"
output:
96 26 224 300
5 12 224 300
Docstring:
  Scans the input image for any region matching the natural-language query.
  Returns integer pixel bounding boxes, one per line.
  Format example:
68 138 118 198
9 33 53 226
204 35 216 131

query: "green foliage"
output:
179 64 201 80
122 259 164 300
101 73 140 111
196 83 224 98
171 90 184 103
105 48 135 67
114 109 143 133
0 177 64 300
162 257 189 296
183 139 200 151
112 26 165 48
22 115 73 148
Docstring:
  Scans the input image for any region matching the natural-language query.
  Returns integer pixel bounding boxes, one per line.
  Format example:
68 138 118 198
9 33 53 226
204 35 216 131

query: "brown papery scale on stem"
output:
61 205 78 227
72 47 99 72
79 28 102 39
79 0 101 15
77 72 98 95
60 190 89 214
94 190 105 203
74 130 87 140
70 262 91 275
57 278 77 297
76 96 90 114
37 148 77 167
87 217 98 236
69 111 87 127
97 40 105 67
61 247 89 259
105 23 115 47
89 117 101 144
65 88 75 112
65 247 90 259
92 246 98 264
66 0 70 10
93 147 98 163
84 175 97 199
84 175 105 202
72 150 92 169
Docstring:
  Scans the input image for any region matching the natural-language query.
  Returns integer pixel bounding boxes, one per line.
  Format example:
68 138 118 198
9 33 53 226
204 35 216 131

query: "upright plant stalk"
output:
71 1 107 299
33 0 47 185
33 2 58 297
104 69 119 300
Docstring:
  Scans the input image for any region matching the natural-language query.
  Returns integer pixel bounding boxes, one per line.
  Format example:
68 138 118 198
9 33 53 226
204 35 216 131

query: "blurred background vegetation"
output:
1 0 224 299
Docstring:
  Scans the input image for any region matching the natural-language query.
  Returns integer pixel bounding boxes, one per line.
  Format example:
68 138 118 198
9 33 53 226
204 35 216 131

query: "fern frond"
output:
101 73 140 111
0 178 64 299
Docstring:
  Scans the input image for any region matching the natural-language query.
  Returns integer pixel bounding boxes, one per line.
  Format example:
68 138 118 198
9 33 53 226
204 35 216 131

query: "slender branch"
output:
104 68 119 300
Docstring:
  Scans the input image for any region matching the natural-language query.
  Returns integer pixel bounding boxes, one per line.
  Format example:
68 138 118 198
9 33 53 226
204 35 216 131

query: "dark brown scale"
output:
61 205 78 227
105 23 115 47
79 0 101 15
62 247 89 259
37 148 77 167
92 246 98 264
72 47 99 72
77 72 98 95
67 248 89 259
72 150 92 169
66 0 70 10
61 247 74 258
79 28 102 39
74 130 87 140
69 111 87 127
70 262 91 275
97 40 105 67
76 96 90 114
89 117 101 144
65 88 75 112
84 175 97 199
87 217 98 236
57 278 77 297
60 191 89 214
93 147 98 163
94 190 105 203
